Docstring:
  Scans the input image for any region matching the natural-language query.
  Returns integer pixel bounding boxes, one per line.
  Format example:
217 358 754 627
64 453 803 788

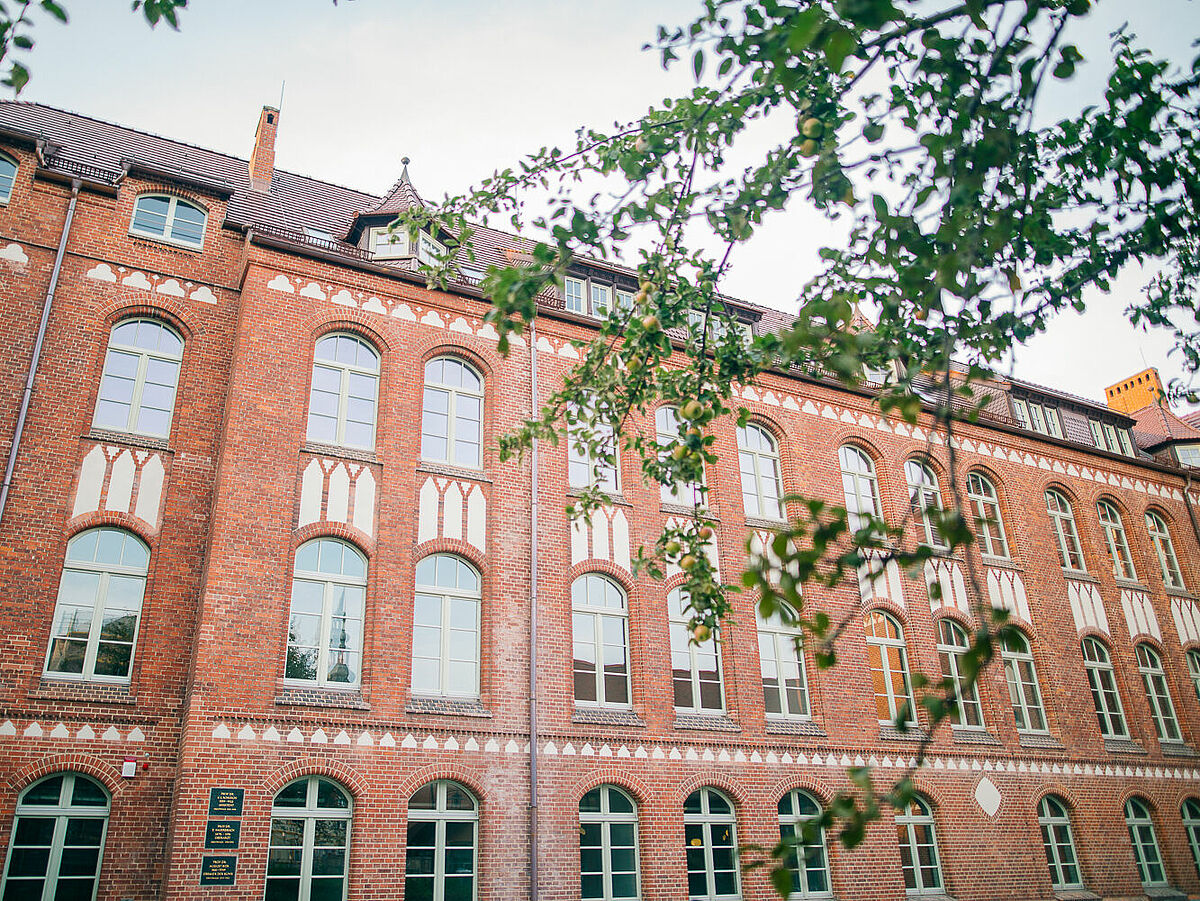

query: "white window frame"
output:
658 406 704 507
757 603 811 720
1124 797 1167 887
417 230 446 267
129 193 206 250
1136 643 1182 743
0 773 110 901
1182 798 1200 880
839 445 882 534
1081 637 1129 739
572 574 631 709
306 332 380 450
738 423 784 521
777 790 832 899
44 528 149 683
92 317 184 438
284 538 367 689
368 225 411 259
683 788 740 901
563 276 630 319
895 796 944 895
567 402 619 493
0 151 16 204
422 356 484 469
1146 511 1186 591
864 611 916 726
1001 632 1048 733
669 587 725 714
266 776 352 901
1038 795 1084 891
579 785 640 901
412 555 482 699
1098 501 1137 581
905 460 946 550
936 619 984 729
404 781 478 901
1046 489 1085 572
966 472 1010 559
1187 649 1200 703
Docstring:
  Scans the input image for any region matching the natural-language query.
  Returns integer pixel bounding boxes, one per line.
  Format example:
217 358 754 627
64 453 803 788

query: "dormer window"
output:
0 151 16 204
416 230 446 266
688 308 753 345
1088 418 1136 456
369 226 411 259
564 276 634 319
1012 397 1063 438
130 194 206 250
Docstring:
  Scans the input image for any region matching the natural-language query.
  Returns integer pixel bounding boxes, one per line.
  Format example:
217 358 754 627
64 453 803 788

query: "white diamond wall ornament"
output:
974 776 1001 817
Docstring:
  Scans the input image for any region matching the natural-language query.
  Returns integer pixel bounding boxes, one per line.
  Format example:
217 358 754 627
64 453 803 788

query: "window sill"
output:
31 677 136 705
1103 737 1148 756
1159 740 1198 758
980 555 1020 571
1061 570 1097 583
1017 731 1065 750
1053 889 1100 901
660 501 716 518
1142 887 1188 901
950 727 1002 746
1164 585 1196 600
406 696 492 718
86 428 172 453
416 461 491 483
302 442 379 465
879 724 927 743
567 488 631 507
1114 578 1149 592
744 515 788 530
275 685 370 710
673 712 741 733
572 706 645 728
765 717 826 737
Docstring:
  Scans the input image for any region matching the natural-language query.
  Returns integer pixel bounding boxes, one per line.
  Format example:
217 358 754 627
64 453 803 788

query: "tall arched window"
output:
1082 637 1128 739
757 602 810 720
1146 511 1186 591
777 790 831 898
668 587 724 713
572 574 630 708
1046 490 1085 571
1187 649 1200 702
306 333 380 450
936 619 983 729
905 460 946 549
1182 798 1200 878
1136 644 1182 742
683 788 739 901
44 527 149 681
1001 632 1047 733
413 555 481 698
737 423 783 520
864 611 915 726
285 538 366 687
658 406 703 506
129 193 206 248
580 785 639 901
405 781 477 901
422 357 484 468
1124 797 1166 887
966 472 1009 559
266 776 352 901
567 400 619 492
1038 795 1083 890
839 445 882 534
895 795 943 895
93 318 184 437
0 151 17 203
1098 501 1137 581
0 773 109 901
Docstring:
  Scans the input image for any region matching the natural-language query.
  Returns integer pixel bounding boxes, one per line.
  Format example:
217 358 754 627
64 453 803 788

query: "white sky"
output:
13 0 1200 412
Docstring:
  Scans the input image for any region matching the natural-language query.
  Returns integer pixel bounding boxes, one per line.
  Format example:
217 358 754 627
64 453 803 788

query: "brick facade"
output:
1 102 1200 901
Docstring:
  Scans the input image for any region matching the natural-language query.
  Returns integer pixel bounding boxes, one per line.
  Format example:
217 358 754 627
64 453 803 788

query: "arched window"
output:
1046 490 1085 571
1136 644 1181 743
1146 511 1185 591
936 619 983 729
1082 637 1128 739
1124 797 1166 887
404 780 477 901
757 602 810 720
306 333 380 450
966 472 1009 559
0 151 17 203
129 193 206 248
0 773 109 901
1038 795 1083 890
1187 649 1200 702
1182 798 1200 878
567 400 619 492
266 776 352 901
777 789 831 898
1000 632 1047 733
285 538 366 687
895 795 943 894
905 460 946 549
683 788 739 900
658 406 703 506
864 611 915 726
737 423 783 520
44 527 149 681
580 785 639 901
668 587 723 713
422 357 484 468
1098 501 1137 581
93 317 184 437
572 574 630 708
413 555 481 698
839 445 881 534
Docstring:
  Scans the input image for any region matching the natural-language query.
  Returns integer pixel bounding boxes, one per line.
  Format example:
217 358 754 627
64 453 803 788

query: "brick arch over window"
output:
7 754 125 799
676 774 747 811
419 341 499 381
397 766 489 807
65 510 158 547
766 775 835 806
412 537 488 574
99 300 196 342
568 772 652 808
569 559 636 593
263 757 369 800
292 521 376 559
300 311 393 355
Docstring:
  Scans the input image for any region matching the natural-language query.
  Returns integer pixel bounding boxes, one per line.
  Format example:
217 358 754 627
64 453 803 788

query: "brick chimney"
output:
249 106 279 193
1104 366 1164 414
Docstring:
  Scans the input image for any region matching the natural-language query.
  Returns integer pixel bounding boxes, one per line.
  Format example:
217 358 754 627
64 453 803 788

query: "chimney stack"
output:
249 106 279 193
1104 366 1165 414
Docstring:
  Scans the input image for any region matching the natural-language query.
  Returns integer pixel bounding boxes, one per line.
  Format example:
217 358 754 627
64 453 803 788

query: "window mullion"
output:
127 353 151 431
435 818 446 901
601 819 613 901
83 572 111 677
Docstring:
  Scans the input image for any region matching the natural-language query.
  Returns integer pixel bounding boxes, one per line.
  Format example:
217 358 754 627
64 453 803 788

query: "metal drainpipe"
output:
528 320 540 901
1183 471 1200 555
0 178 81 523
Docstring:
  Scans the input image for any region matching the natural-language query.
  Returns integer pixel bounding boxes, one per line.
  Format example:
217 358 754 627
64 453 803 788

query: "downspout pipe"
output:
528 320 540 901
0 178 80 523
1184 471 1200 558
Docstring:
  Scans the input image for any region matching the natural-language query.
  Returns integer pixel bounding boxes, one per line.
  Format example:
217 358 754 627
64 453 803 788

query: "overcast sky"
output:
13 0 1200 412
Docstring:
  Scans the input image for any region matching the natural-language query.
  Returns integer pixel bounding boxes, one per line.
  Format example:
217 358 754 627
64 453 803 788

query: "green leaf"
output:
824 28 855 74
40 0 68 22
693 49 704 80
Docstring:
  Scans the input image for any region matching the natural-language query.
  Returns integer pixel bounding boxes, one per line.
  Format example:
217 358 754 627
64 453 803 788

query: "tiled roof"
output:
1131 403 1200 450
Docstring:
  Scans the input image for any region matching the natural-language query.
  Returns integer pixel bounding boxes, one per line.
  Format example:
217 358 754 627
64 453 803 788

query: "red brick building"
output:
0 100 1199 901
